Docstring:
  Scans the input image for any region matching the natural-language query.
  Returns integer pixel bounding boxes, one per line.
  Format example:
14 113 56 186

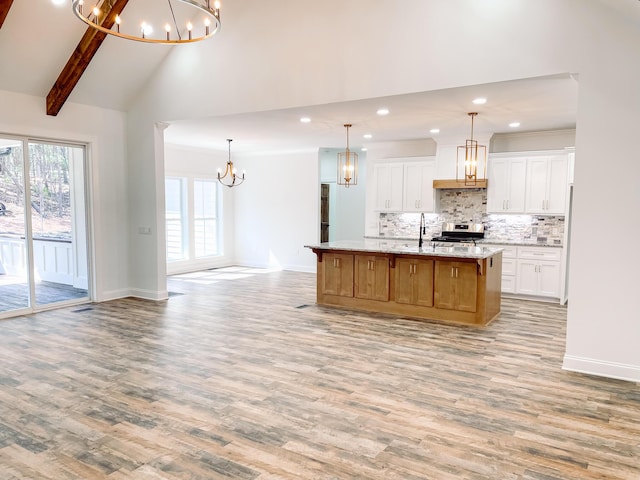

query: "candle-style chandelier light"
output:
457 112 487 186
72 0 221 44
217 139 245 188
337 124 358 188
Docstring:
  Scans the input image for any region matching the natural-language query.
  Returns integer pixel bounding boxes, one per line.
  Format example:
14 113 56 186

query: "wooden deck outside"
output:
0 274 88 312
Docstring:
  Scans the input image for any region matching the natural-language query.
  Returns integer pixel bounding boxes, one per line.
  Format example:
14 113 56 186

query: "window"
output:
193 179 219 258
165 177 221 263
165 177 186 261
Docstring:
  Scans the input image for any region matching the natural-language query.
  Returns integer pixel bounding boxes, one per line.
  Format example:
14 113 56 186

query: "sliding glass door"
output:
0 138 29 311
0 136 90 316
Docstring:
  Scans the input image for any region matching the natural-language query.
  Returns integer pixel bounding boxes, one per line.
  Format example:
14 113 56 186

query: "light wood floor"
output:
0 267 638 479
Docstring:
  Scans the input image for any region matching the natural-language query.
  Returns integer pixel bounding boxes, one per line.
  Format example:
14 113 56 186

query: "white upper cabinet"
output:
487 156 527 213
525 154 568 214
374 163 404 211
403 161 436 212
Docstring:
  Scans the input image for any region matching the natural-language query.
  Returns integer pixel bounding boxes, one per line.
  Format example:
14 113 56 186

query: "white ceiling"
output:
164 74 579 154
3 1 638 154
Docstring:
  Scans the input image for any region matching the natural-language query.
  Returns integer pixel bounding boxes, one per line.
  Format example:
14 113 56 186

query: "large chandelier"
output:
217 139 245 188
457 112 486 186
337 124 358 188
72 0 221 44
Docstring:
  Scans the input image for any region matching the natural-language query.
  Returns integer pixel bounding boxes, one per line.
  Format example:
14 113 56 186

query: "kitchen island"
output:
306 240 503 326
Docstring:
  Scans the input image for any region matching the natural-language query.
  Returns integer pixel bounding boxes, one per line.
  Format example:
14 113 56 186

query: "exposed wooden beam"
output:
46 0 130 116
0 0 15 29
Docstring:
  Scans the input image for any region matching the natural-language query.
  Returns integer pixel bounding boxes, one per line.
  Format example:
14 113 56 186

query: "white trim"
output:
488 149 568 159
129 288 169 301
96 288 132 302
562 355 640 383
167 256 233 275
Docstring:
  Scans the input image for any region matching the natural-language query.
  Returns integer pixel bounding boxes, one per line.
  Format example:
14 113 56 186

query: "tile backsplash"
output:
378 189 565 245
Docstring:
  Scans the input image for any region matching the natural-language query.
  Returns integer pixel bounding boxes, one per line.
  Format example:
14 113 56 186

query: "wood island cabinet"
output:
434 260 478 312
321 253 354 297
395 258 434 306
310 245 502 327
355 255 390 301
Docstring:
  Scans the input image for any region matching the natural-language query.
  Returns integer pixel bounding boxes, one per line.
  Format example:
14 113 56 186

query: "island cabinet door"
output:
322 253 354 297
395 258 434 306
434 261 478 312
355 255 390 301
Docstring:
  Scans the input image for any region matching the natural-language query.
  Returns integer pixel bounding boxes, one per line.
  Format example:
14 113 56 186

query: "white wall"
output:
0 89 129 302
125 0 640 381
164 143 236 274
491 130 576 153
319 148 367 242
233 151 318 272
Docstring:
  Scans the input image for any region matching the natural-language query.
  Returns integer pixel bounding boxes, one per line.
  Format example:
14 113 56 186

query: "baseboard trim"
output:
562 354 640 383
129 288 169 301
97 289 131 302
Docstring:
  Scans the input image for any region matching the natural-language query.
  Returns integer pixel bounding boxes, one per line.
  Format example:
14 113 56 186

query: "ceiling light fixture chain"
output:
72 0 221 44
337 123 358 188
217 139 245 188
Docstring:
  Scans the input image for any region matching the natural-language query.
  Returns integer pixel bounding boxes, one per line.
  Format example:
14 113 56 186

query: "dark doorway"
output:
320 183 330 242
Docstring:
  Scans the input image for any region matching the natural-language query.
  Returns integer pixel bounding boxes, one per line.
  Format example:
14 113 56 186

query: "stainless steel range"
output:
431 223 485 246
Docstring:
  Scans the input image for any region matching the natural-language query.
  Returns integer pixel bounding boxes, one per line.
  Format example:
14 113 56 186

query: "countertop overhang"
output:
305 239 503 259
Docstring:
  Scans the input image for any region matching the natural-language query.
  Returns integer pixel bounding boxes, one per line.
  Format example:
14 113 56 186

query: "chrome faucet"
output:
418 212 426 248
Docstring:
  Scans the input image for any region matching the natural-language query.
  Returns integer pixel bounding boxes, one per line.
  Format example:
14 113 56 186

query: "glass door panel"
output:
0 138 30 313
28 142 89 307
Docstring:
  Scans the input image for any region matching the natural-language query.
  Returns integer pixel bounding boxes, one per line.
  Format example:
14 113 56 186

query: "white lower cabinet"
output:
496 245 516 293
515 246 561 298
483 244 562 300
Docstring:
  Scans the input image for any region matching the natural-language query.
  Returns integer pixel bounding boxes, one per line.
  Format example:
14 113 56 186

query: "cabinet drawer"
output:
501 275 516 293
482 244 516 258
517 246 562 261
502 258 517 276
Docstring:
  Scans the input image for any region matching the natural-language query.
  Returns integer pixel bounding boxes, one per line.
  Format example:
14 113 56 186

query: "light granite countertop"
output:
305 239 503 259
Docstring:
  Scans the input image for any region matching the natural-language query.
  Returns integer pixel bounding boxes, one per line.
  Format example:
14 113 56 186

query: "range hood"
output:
433 178 487 189
432 134 492 189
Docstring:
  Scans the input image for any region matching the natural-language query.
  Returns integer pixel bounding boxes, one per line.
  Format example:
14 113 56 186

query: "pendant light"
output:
337 124 358 188
217 139 245 188
457 112 487 186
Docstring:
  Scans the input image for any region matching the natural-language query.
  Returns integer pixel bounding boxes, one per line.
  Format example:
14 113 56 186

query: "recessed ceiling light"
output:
361 147 368 152
300 117 311 123
363 133 373 139
51 0 65 5
430 128 440 134
509 122 521 128
376 108 390 116
472 97 487 105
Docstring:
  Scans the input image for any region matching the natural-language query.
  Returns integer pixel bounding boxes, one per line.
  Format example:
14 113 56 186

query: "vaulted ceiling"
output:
0 0 172 112
0 1 638 153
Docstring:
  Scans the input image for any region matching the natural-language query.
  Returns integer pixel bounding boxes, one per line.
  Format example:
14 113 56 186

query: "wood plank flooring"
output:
0 267 638 479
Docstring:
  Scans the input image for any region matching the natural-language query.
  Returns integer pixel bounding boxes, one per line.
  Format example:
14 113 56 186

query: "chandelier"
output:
72 0 221 44
457 112 486 186
217 139 245 188
337 124 358 188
